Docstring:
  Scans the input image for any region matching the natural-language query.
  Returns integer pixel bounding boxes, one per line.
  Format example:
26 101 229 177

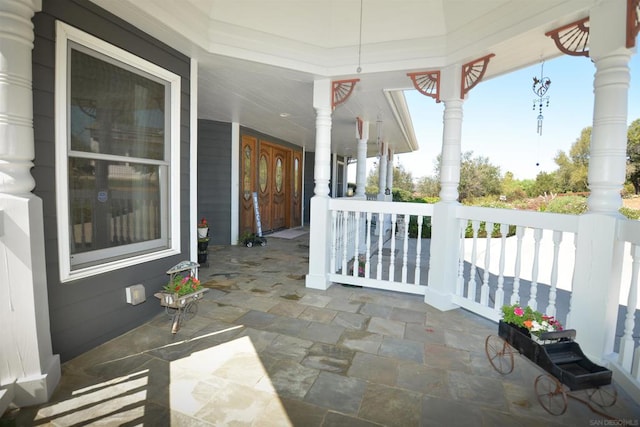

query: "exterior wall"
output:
33 0 192 362
197 120 232 245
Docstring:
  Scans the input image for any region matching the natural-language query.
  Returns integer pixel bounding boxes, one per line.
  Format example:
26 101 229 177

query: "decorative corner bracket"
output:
628 0 640 48
407 70 441 102
460 54 495 99
545 17 590 57
332 79 360 110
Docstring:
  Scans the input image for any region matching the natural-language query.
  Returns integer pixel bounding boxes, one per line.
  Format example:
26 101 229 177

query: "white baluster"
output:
545 230 563 317
330 209 338 273
457 219 466 296
389 213 397 281
495 223 508 309
527 228 543 310
620 244 640 372
401 214 409 284
468 220 480 301
365 212 372 278
353 211 361 277
377 212 384 280
342 211 349 275
510 226 525 304
566 233 578 328
414 215 423 285
480 222 493 306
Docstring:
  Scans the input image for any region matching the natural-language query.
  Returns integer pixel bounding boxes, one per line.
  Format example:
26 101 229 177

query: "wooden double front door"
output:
240 135 302 235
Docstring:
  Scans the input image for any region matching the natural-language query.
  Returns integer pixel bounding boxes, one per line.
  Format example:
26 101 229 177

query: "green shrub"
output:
407 215 432 238
392 189 413 202
464 221 516 238
545 196 587 215
620 206 640 220
463 196 512 210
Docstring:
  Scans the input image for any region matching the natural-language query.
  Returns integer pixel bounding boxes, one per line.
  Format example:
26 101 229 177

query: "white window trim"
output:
55 21 182 282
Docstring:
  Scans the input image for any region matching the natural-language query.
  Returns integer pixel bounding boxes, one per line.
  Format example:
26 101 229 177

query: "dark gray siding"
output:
33 0 191 361
197 120 232 245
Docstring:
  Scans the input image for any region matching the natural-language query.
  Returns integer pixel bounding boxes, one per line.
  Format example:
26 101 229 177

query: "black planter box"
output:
497 320 612 391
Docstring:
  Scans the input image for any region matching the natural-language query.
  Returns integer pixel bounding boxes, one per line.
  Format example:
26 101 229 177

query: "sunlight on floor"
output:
34 370 149 425
28 327 292 425
169 335 293 425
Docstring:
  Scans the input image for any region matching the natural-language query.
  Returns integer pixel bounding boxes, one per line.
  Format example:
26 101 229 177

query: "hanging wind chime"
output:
532 62 551 136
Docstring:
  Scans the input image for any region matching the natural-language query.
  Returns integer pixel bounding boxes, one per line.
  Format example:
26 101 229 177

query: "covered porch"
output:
2 0 640 419
3 233 639 425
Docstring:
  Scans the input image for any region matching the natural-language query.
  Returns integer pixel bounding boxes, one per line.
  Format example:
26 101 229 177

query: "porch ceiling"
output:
90 0 594 158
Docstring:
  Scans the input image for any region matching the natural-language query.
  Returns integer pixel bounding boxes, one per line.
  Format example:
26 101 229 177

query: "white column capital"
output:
439 63 463 102
588 0 629 60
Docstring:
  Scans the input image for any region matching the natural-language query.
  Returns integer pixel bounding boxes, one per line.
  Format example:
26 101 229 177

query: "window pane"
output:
69 158 161 255
70 48 166 160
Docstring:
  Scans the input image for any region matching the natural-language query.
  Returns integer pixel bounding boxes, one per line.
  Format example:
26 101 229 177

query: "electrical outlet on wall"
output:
125 284 146 305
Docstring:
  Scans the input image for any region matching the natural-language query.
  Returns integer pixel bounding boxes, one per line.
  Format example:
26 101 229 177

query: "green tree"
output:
627 119 640 194
365 161 414 195
553 127 590 193
501 171 526 201
415 175 440 197
531 171 557 197
457 151 502 200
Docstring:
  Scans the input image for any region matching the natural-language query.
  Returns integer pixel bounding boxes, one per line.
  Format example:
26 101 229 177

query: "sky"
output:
390 52 640 181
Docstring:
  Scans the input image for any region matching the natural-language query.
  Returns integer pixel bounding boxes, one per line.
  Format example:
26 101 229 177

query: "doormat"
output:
268 228 308 239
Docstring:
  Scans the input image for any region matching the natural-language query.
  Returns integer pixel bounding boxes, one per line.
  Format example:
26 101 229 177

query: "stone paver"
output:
5 232 640 427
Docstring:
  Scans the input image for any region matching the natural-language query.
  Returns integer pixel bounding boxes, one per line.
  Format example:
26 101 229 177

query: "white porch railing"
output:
609 218 640 401
314 198 640 401
328 198 433 295
453 206 579 325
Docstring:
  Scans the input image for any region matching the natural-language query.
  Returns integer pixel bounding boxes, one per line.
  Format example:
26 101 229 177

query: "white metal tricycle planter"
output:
154 260 208 333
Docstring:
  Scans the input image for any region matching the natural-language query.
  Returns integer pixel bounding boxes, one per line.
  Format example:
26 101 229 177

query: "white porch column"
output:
0 0 61 411
355 120 368 199
386 148 394 198
425 64 463 311
569 0 630 363
306 79 333 290
377 142 388 200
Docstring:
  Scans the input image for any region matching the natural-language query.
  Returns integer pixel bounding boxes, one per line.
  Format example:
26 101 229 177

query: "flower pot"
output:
155 288 207 308
198 239 209 263
198 226 209 238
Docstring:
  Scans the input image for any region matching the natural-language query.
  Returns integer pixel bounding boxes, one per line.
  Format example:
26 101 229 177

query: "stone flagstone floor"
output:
2 231 640 426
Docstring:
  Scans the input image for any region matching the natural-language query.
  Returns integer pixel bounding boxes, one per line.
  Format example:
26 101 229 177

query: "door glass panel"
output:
243 146 251 200
275 157 283 192
259 155 268 192
294 158 299 196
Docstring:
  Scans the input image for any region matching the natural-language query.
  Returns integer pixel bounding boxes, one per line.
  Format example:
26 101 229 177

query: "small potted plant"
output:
197 217 209 239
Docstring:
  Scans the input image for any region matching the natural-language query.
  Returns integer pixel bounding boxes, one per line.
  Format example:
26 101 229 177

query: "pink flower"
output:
514 307 524 316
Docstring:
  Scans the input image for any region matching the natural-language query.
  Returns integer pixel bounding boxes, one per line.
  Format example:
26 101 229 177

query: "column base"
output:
305 273 330 290
3 354 60 408
424 288 459 312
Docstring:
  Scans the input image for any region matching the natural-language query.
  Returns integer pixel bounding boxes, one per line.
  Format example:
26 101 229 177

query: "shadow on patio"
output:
2 232 639 426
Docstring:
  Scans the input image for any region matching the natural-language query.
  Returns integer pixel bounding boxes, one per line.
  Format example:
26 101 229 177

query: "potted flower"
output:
160 273 205 307
164 274 202 296
501 303 563 339
348 255 366 277
197 217 209 239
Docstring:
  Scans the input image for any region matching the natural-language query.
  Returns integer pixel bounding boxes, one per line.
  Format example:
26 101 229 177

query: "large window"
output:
55 22 181 281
